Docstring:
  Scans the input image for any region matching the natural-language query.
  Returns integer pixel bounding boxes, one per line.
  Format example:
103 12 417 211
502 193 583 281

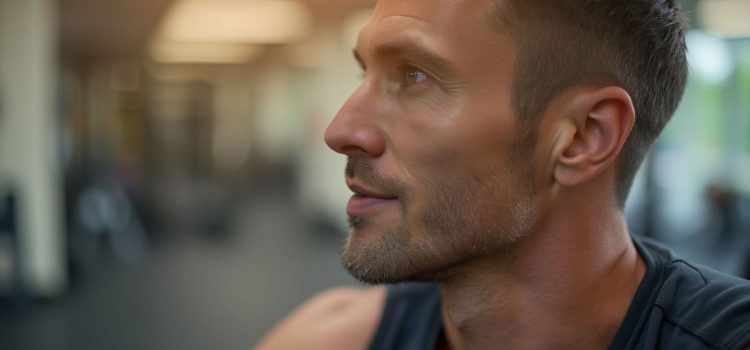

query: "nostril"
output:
340 145 371 156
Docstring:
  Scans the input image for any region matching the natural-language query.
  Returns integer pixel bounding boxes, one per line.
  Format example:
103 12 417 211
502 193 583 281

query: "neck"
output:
437 189 645 350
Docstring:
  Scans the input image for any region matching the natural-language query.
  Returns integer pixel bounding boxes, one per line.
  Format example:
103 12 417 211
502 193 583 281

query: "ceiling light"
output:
156 0 313 44
150 41 265 64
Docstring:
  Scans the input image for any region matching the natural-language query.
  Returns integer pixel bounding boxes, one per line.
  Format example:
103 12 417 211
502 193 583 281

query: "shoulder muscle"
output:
255 286 386 350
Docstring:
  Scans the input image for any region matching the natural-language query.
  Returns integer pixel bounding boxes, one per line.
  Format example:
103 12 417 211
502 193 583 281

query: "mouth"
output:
346 181 397 199
346 180 398 217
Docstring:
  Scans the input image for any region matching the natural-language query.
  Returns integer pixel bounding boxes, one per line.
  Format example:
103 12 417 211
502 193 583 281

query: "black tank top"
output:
365 238 750 350
368 282 443 350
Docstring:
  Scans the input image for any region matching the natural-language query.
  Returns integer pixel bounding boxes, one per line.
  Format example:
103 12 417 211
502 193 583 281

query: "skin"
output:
335 0 537 284
257 0 645 348
256 287 386 350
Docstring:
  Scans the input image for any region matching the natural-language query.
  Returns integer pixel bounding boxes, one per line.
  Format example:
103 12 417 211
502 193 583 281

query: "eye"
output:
405 68 429 85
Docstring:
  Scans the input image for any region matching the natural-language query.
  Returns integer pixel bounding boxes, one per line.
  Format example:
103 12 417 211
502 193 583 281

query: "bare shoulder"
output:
255 286 387 350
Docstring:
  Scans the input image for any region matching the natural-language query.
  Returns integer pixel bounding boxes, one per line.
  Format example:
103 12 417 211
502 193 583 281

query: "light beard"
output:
341 158 537 285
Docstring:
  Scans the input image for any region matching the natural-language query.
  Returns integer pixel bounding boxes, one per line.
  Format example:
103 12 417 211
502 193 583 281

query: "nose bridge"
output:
324 82 386 157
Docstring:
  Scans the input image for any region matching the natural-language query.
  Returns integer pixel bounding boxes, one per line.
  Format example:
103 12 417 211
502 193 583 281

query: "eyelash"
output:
357 64 432 89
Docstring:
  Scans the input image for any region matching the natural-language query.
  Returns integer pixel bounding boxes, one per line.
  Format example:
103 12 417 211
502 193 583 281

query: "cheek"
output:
401 134 510 207
393 119 516 185
385 96 518 194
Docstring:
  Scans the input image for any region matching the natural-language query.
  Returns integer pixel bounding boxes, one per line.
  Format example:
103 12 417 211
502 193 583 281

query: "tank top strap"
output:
368 282 443 350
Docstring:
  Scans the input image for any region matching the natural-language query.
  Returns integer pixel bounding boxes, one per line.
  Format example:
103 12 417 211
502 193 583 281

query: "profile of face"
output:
324 0 539 284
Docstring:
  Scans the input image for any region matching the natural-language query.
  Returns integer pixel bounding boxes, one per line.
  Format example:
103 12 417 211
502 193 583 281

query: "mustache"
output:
345 158 406 199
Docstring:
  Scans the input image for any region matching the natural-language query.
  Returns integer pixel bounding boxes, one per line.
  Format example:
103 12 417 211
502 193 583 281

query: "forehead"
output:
356 0 506 57
369 0 497 25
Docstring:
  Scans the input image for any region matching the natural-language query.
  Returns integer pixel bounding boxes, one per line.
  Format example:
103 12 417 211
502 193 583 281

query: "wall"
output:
0 0 66 296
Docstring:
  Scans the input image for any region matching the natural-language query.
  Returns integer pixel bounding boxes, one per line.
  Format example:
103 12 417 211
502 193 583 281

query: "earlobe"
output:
553 87 635 187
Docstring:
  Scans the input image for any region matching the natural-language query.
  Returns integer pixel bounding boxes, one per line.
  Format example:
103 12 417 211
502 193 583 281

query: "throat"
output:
436 240 645 350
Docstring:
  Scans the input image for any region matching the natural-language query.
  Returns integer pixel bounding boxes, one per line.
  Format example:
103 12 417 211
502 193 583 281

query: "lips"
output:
346 181 396 200
346 180 397 217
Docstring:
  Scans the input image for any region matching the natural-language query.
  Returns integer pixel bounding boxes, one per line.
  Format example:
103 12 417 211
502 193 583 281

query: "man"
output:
258 0 750 348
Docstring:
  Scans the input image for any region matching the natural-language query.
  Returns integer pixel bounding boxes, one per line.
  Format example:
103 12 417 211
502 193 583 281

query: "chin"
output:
340 229 459 284
341 223 531 285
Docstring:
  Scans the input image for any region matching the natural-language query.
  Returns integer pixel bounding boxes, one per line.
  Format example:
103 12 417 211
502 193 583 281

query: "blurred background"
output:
0 0 748 349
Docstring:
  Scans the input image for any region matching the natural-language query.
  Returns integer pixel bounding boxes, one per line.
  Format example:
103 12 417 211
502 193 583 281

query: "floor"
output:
0 189 358 350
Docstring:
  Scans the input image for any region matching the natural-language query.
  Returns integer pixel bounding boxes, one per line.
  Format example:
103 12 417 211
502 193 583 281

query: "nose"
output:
324 83 386 158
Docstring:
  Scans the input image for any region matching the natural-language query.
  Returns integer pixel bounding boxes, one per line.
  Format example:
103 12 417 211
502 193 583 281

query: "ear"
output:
553 86 635 187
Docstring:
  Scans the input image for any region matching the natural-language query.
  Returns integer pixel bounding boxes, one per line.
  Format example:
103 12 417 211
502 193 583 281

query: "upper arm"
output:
255 286 387 350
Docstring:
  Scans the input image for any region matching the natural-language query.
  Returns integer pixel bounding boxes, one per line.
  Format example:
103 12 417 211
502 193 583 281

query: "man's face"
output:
324 0 538 284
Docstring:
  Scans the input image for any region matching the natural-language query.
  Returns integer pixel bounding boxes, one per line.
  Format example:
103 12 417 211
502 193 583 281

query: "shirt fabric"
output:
367 236 750 350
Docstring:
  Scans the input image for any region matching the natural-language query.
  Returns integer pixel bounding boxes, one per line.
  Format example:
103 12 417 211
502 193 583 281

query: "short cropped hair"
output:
493 0 688 206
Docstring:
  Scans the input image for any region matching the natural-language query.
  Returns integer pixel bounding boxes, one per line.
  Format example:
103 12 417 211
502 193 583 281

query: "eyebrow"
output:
353 37 458 77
